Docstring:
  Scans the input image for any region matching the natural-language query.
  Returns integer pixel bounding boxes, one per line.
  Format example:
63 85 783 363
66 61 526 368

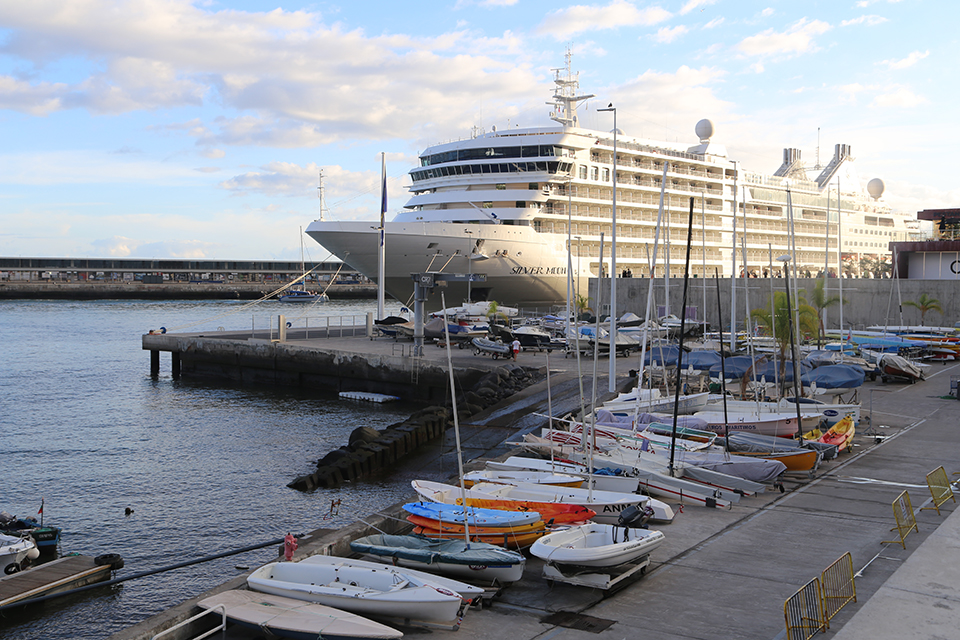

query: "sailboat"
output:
279 227 327 303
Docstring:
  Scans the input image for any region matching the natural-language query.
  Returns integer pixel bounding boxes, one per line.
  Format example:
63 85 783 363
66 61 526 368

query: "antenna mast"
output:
317 170 329 221
548 49 594 127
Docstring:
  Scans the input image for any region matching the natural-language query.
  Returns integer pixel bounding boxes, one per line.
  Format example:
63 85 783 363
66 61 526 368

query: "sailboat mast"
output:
377 153 387 321
669 198 695 476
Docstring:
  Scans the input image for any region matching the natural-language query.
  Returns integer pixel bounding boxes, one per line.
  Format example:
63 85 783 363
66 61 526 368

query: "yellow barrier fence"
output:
920 466 956 515
784 577 826 640
821 552 857 627
883 490 919 549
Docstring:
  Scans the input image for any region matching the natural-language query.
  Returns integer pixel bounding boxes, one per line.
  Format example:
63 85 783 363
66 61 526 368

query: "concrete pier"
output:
106 358 960 640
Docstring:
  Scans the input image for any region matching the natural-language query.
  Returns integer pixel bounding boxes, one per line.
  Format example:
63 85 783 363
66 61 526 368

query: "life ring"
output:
95 553 124 569
4 562 20 575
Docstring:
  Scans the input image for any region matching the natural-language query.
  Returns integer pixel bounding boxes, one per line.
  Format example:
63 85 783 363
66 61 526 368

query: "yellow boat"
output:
818 415 855 452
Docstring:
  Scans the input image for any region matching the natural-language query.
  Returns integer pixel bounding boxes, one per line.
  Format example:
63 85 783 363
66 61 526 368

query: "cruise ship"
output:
306 54 916 310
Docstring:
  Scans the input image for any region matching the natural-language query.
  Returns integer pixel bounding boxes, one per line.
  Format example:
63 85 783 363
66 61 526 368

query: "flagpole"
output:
377 152 387 320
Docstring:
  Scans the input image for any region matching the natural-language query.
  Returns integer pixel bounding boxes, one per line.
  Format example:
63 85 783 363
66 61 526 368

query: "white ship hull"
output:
306 219 584 308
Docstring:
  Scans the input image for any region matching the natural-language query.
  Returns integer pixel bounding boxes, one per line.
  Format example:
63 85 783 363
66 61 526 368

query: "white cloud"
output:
841 15 888 27
655 25 688 44
535 0 672 40
735 18 831 58
871 87 927 108
679 0 717 15
703 17 724 29
881 50 929 70
0 2 541 148
609 65 731 137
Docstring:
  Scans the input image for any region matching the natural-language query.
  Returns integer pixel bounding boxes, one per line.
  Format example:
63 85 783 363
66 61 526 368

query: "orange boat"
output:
411 525 547 549
405 514 546 535
458 498 596 525
819 415 855 453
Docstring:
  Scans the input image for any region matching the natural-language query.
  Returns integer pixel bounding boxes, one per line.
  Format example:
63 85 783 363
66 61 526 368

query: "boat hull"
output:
349 534 526 583
305 220 583 309
247 562 464 626
530 524 665 568
197 590 403 640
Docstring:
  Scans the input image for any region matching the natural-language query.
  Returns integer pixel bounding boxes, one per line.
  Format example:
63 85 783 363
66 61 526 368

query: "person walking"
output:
511 338 521 361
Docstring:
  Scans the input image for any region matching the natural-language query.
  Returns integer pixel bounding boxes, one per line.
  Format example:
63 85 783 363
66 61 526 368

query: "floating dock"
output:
0 555 117 608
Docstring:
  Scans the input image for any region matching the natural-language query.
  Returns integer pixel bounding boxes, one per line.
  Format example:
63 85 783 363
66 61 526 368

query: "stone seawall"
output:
289 365 542 490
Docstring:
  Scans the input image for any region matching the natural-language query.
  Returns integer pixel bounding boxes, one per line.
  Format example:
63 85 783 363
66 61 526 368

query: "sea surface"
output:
0 298 425 640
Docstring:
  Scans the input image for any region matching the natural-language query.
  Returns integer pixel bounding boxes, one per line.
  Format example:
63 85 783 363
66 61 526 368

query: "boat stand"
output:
542 555 650 590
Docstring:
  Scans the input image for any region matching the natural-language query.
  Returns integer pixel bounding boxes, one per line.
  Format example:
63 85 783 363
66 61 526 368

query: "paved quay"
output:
116 334 960 640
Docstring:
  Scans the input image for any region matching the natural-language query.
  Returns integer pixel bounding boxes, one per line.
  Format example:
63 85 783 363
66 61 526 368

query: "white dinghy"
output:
197 590 403 640
247 561 465 629
531 523 665 568
301 555 485 604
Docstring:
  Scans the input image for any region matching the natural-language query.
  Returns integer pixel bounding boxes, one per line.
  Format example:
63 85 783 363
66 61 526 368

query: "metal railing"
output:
151 604 226 640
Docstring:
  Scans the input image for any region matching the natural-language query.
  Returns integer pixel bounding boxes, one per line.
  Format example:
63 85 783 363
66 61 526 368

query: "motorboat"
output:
0 511 61 552
197 590 404 640
530 523 665 568
247 561 465 627
349 533 525 583
1 532 39 574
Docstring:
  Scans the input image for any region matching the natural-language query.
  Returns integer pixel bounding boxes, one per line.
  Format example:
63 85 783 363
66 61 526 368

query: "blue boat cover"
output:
680 350 722 371
402 502 541 526
644 345 680 366
350 534 523 566
806 364 865 389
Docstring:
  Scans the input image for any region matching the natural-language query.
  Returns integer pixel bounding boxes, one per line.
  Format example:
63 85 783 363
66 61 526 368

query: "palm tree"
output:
574 293 594 321
903 293 943 326
751 291 818 395
808 279 845 347
485 300 511 326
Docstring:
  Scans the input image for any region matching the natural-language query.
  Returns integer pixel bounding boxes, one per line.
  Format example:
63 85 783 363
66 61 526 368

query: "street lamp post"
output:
599 104 617 392
777 254 804 439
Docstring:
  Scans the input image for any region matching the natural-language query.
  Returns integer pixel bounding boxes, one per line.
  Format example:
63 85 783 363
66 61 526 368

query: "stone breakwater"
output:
288 364 543 490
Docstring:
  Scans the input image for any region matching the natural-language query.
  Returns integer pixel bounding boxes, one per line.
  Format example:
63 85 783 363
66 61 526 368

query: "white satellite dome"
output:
695 119 714 143
867 178 885 200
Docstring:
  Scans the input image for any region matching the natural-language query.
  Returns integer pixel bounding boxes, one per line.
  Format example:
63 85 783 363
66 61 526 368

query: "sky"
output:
1 0 957 262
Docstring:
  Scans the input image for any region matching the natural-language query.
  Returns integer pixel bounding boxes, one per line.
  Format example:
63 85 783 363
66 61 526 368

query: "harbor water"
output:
0 298 423 640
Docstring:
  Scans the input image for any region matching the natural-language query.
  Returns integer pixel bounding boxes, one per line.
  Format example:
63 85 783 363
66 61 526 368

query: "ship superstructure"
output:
306 55 915 309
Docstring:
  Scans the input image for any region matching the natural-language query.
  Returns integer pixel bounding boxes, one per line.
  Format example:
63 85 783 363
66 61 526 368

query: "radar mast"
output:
548 49 594 128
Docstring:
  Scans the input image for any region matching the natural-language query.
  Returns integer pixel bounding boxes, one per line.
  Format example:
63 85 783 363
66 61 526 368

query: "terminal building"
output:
0 257 366 285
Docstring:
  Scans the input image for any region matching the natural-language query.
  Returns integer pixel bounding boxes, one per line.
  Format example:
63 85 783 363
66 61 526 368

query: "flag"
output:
38 498 44 515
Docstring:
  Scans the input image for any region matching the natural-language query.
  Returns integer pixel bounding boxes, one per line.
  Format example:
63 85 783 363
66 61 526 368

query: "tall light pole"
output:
599 104 617 392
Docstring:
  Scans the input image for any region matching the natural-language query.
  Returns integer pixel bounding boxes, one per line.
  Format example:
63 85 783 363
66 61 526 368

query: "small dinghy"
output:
818 415 856 452
1 532 39 574
531 523 665 568
471 337 512 359
301 555 484 604
402 502 542 528
197 590 403 640
462 468 584 488
412 480 596 525
350 533 526 583
247 561 465 628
